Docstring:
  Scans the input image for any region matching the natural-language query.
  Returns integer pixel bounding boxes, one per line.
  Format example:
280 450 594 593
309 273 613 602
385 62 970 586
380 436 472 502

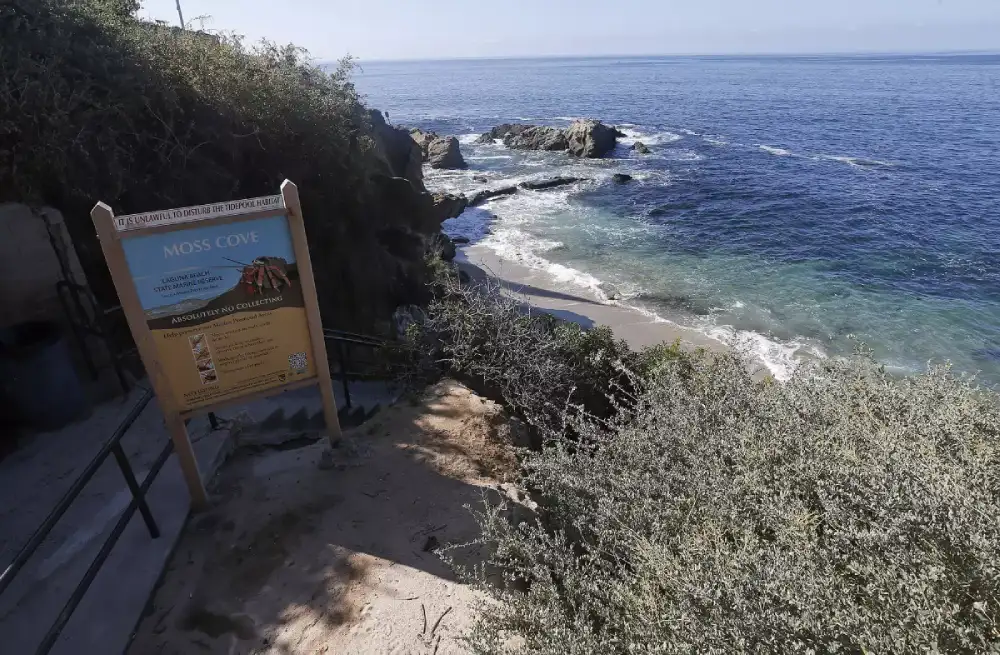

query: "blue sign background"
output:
121 214 295 313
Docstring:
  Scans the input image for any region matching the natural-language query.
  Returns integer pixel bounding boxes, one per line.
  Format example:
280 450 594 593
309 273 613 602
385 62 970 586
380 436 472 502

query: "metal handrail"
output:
0 387 169 655
323 329 389 410
35 439 174 654
323 328 386 348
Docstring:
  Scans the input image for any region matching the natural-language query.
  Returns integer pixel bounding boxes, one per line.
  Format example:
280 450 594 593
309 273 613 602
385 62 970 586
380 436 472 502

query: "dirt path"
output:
130 381 518 654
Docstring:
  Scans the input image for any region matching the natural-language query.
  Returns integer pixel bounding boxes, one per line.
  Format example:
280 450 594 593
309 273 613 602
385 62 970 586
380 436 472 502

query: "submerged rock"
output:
612 173 633 184
519 176 586 190
469 186 518 207
599 282 622 301
632 141 651 154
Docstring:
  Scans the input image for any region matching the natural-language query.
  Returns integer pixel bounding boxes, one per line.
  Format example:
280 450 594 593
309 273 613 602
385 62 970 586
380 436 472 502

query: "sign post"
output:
92 180 341 509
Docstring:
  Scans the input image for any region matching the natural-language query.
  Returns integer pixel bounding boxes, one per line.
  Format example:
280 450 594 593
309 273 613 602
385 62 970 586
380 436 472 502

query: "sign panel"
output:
120 213 316 411
114 195 283 232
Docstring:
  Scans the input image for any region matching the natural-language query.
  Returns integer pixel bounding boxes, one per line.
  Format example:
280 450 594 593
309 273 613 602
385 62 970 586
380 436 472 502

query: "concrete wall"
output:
0 203 89 329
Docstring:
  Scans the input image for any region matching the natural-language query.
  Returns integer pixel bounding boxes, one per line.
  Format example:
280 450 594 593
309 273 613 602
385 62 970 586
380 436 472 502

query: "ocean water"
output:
355 55 1000 383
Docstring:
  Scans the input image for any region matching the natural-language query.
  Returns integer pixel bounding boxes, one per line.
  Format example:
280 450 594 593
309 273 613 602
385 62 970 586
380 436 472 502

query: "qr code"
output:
288 352 308 373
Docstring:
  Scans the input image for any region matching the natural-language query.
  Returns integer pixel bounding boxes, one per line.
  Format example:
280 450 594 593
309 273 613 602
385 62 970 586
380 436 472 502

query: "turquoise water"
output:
355 55 1000 382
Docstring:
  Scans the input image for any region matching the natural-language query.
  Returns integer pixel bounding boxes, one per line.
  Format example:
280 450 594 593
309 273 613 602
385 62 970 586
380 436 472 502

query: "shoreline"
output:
456 243 743 360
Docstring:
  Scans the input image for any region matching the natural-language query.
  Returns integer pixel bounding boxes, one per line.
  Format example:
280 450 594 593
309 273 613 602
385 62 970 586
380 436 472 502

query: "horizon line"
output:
342 49 1000 65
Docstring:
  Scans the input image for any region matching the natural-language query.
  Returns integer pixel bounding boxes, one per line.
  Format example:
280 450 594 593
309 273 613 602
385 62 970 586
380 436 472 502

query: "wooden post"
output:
91 202 209 509
280 180 343 446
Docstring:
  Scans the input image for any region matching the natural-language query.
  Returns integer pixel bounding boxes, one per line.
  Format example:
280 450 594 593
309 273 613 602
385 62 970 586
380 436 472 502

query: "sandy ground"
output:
130 381 521 655
457 245 729 354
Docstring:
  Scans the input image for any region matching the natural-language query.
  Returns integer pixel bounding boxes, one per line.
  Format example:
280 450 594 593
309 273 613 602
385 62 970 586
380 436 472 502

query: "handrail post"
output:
337 340 351 409
110 443 159 539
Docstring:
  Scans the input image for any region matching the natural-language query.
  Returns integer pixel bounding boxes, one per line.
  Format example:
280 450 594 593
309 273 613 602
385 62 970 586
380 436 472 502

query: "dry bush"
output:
392 270 663 433
410 274 1000 653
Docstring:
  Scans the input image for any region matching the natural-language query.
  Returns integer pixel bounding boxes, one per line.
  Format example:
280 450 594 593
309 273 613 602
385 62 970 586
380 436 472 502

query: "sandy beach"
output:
457 244 732 355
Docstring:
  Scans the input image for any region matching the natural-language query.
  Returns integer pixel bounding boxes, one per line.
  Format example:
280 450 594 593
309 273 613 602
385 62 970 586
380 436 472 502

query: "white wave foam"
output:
466 155 514 161
616 127 683 147
703 324 819 381
458 133 482 145
430 133 822 382
759 145 794 157
467 182 824 380
816 154 894 168
666 150 704 162
442 206 496 242
482 226 608 294
704 137 729 147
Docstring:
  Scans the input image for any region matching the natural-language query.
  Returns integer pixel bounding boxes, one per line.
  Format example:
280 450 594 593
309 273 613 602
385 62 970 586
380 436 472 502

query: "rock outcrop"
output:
411 129 467 169
369 110 423 185
566 120 618 158
431 232 457 261
469 186 518 207
476 120 619 158
519 177 586 191
631 141 651 154
427 136 466 169
475 124 525 144
612 173 633 184
505 126 568 151
432 192 468 222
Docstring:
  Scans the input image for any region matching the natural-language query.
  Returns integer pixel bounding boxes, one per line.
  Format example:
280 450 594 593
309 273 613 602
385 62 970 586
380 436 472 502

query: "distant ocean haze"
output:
356 54 1000 383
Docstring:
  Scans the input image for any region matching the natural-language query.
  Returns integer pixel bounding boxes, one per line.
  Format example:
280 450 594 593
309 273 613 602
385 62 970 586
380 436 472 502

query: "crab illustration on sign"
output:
223 256 293 295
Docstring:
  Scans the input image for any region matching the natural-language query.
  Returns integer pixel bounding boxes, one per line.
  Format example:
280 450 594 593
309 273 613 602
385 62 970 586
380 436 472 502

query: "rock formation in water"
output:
565 120 618 158
411 129 467 169
468 186 519 207
631 141 651 154
519 177 586 190
475 120 620 158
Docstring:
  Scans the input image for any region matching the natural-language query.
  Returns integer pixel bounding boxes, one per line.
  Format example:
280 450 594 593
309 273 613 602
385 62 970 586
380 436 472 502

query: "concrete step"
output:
221 379 400 450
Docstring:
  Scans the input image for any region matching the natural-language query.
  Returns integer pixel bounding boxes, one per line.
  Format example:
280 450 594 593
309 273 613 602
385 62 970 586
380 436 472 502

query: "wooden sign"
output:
92 181 341 508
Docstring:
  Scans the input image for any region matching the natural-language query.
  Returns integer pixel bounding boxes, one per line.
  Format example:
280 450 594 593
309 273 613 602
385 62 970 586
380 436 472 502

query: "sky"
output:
141 0 1000 61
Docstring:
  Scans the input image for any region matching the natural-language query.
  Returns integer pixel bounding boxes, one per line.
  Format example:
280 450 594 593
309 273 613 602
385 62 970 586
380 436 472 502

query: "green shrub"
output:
414 277 1000 653
465 349 1000 654
1 0 429 331
398 273 649 431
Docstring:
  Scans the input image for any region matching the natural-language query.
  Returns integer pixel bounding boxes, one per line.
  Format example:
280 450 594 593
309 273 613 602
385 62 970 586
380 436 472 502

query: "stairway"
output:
217 379 401 451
